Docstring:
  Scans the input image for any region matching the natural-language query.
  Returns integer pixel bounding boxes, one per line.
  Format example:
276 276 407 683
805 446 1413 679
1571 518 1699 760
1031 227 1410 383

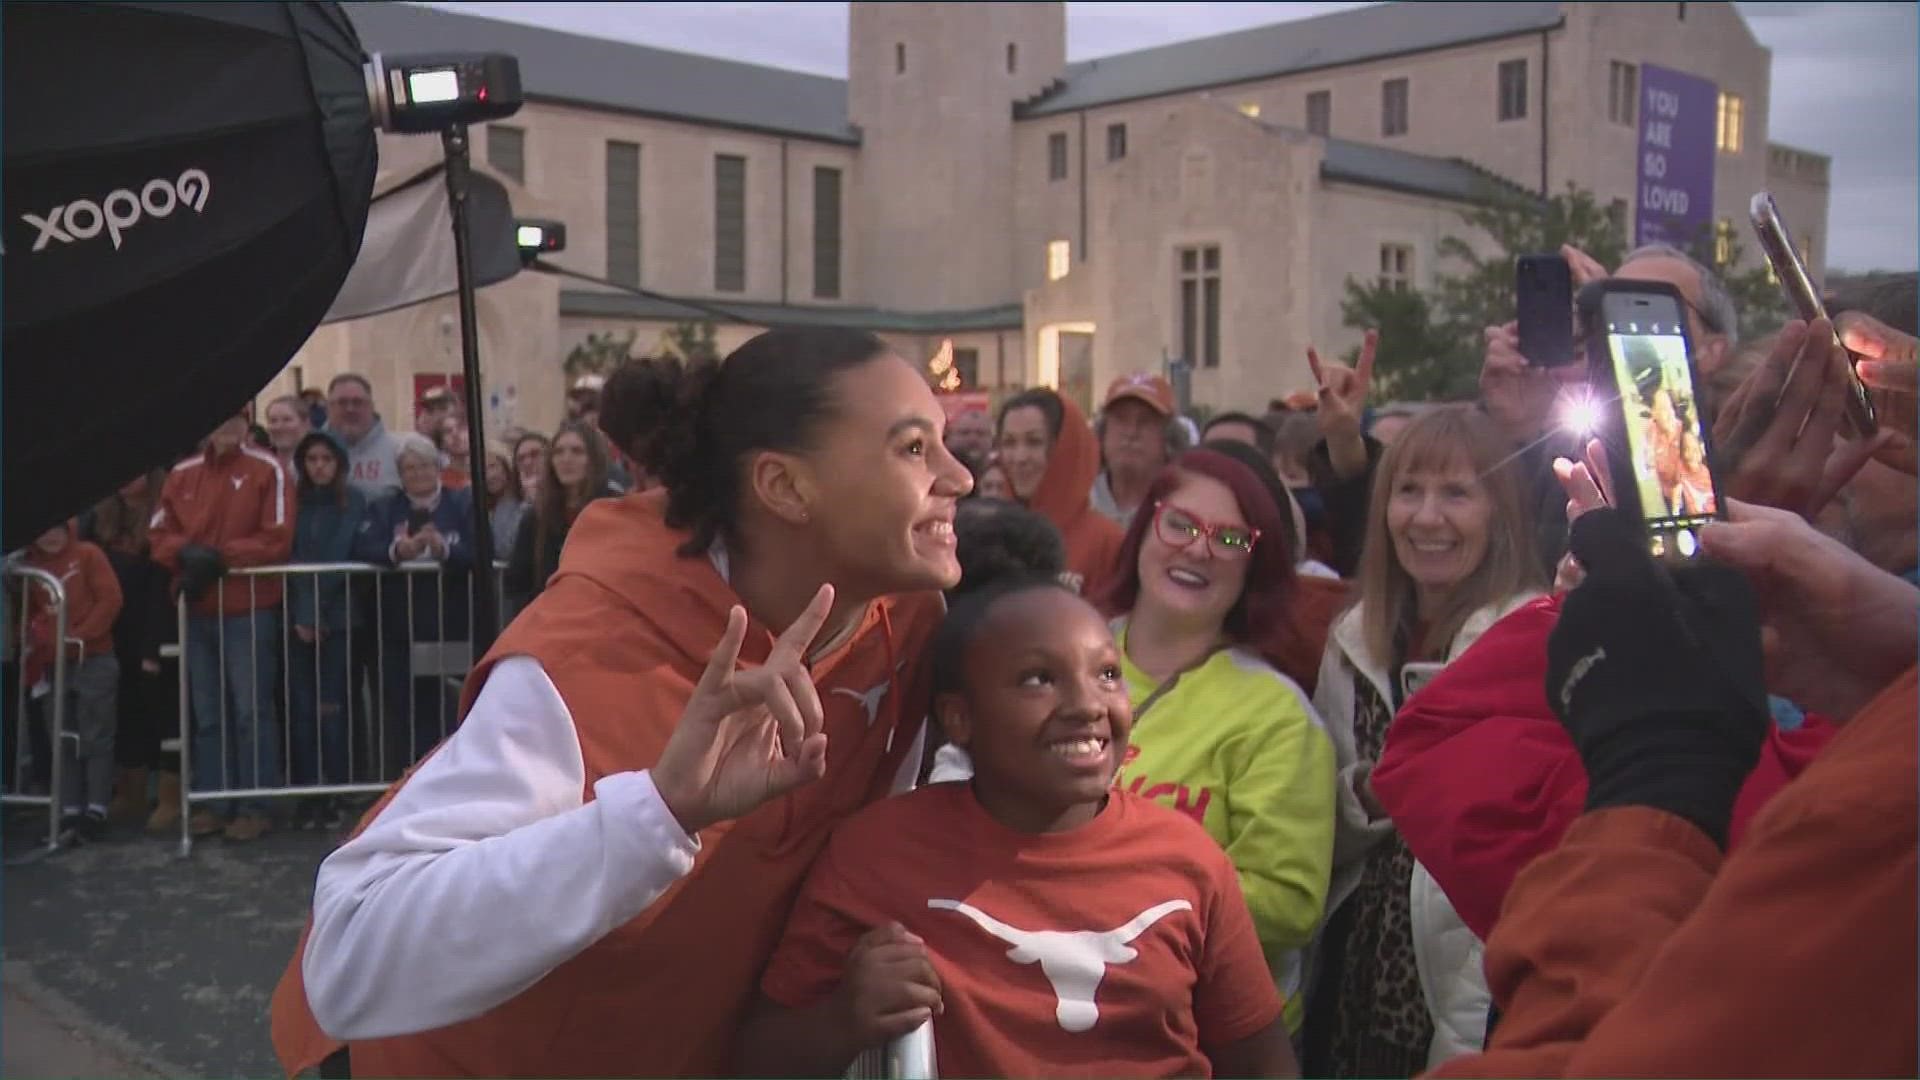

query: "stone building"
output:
269 0 1830 434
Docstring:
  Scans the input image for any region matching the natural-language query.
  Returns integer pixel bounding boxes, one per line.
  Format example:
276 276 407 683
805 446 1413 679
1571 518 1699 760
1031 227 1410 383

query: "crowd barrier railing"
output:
3 563 72 854
172 560 507 856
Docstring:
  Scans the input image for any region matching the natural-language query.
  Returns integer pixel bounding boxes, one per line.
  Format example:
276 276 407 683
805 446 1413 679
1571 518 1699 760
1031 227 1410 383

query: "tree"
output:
1337 279 1479 401
1337 184 1630 401
1431 184 1630 345
657 320 720 364
564 330 636 383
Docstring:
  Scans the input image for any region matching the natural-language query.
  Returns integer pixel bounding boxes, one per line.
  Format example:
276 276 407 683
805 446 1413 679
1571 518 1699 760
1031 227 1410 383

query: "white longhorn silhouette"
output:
927 897 1193 1032
830 680 891 727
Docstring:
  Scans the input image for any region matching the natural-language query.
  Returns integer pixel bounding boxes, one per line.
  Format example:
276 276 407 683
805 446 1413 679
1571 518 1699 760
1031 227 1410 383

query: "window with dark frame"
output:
1382 77 1409 136
1609 62 1638 126
1498 59 1528 121
605 141 640 287
1305 90 1331 136
1107 122 1128 161
953 347 980 389
812 166 841 300
1048 132 1069 181
714 154 746 292
1177 245 1222 369
487 124 525 182
1379 243 1413 291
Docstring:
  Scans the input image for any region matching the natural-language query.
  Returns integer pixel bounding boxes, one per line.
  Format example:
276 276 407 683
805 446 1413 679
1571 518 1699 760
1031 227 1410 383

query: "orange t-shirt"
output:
761 784 1283 1078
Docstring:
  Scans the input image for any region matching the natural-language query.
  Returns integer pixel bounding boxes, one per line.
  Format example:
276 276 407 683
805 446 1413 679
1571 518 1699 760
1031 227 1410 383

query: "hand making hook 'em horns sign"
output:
653 583 836 835
1306 328 1378 482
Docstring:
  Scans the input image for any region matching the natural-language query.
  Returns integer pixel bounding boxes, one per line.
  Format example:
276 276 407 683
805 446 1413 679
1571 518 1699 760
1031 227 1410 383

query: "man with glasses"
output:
325 374 402 500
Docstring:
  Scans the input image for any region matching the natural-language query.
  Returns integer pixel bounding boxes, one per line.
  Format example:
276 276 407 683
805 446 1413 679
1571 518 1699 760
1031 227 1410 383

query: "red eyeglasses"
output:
1152 501 1260 559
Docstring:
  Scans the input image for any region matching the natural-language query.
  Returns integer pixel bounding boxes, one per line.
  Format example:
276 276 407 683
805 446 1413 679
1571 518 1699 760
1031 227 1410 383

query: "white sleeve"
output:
302 655 699 1041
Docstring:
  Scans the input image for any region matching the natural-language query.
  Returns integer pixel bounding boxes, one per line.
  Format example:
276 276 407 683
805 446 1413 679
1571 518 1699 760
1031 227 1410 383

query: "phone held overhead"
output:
1749 191 1876 437
1581 279 1726 562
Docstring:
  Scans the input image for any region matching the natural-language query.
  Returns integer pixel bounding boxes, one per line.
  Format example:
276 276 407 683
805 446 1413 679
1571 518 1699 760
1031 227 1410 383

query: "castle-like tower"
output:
847 2 1065 311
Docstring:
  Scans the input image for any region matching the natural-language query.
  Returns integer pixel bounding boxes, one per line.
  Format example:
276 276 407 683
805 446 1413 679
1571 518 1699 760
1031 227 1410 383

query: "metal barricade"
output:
3 563 72 853
172 560 508 856
848 1024 937 1080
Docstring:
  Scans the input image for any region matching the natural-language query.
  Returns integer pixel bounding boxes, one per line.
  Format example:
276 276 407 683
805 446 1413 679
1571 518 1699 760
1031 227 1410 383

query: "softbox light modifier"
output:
2 1 378 550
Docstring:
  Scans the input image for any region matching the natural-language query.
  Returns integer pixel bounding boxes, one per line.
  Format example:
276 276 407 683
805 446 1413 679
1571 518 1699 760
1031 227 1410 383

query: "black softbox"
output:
3 1 378 551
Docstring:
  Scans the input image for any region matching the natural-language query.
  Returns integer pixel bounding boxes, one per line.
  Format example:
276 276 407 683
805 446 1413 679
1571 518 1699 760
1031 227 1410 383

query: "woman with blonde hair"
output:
1303 404 1545 1077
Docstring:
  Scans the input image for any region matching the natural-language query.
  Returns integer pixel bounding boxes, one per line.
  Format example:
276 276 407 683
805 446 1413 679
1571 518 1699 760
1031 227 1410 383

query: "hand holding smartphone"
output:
1749 192 1876 437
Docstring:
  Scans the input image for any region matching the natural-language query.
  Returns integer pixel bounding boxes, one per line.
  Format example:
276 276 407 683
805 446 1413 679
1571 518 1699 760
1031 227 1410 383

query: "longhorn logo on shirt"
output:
928 898 1193 1032
830 660 906 728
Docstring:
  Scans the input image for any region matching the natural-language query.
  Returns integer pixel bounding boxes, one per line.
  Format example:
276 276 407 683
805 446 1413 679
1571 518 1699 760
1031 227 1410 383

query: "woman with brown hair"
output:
479 441 527 560
1303 404 1545 1077
271 326 972 1077
503 420 616 612
994 388 1123 592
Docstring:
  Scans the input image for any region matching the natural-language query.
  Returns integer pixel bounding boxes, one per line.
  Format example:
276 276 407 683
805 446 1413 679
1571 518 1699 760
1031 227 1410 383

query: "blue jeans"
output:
185 610 283 817
289 629 350 786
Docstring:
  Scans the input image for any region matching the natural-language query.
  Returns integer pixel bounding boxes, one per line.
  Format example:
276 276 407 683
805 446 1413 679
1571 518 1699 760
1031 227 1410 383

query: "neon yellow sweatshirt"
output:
1115 621 1337 1033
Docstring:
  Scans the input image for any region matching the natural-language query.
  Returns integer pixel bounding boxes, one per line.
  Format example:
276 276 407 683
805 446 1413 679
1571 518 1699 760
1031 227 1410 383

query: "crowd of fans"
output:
5 248 1915 1079
3 369 645 842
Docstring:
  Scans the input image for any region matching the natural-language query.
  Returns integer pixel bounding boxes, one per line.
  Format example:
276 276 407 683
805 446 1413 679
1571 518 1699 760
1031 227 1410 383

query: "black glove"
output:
1546 509 1768 848
177 545 228 602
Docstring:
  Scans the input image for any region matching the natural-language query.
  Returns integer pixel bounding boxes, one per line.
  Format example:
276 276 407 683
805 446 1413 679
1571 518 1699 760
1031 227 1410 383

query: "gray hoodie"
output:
329 417 402 500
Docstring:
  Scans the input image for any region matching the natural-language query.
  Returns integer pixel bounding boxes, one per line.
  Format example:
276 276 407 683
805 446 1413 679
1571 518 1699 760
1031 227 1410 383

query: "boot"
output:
146 771 182 833
108 766 149 825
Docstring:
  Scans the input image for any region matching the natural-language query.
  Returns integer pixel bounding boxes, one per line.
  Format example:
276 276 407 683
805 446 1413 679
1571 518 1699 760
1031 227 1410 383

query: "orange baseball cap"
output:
1103 371 1176 416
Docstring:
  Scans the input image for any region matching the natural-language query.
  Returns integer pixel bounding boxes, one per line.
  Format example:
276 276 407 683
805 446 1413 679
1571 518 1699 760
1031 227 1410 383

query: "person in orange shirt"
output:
995 388 1124 593
270 327 973 1079
148 411 293 841
20 521 124 842
741 577 1297 1078
1431 502 1917 1078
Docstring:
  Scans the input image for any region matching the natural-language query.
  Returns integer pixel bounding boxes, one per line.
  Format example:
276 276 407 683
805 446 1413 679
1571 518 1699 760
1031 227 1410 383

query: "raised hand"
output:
1305 329 1376 481
1480 321 1571 446
1713 319 1889 519
652 584 835 835
1838 310 1919 475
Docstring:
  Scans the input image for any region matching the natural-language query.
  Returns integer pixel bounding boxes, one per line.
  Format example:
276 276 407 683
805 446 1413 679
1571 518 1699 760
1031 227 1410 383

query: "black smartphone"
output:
1749 191 1876 437
406 506 432 534
1516 253 1575 366
1586 281 1725 560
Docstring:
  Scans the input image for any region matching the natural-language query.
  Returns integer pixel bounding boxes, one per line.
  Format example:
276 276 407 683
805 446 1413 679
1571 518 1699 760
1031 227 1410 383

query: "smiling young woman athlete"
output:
269 327 973 1078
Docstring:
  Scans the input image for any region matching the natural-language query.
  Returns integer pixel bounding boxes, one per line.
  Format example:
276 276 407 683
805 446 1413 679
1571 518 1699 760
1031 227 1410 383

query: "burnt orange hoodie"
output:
1028 394 1124 591
22 524 123 660
1431 666 1918 1079
270 490 941 1078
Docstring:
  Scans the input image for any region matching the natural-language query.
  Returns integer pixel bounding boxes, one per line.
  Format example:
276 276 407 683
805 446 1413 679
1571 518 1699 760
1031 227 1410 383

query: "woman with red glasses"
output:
1091 448 1337 1040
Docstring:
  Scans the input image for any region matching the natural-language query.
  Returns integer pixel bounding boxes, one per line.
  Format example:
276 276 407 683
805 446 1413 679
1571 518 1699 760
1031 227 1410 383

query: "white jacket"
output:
1309 591 1539 1070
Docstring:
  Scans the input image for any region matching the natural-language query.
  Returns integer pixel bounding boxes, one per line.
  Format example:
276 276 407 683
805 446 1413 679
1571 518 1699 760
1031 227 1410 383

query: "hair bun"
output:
599 354 720 490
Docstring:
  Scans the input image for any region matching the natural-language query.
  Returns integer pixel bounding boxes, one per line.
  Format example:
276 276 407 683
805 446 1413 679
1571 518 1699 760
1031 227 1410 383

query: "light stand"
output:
440 122 501 657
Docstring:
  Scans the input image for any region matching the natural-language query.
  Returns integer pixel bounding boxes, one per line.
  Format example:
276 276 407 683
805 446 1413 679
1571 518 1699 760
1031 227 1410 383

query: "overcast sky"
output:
429 1 1917 272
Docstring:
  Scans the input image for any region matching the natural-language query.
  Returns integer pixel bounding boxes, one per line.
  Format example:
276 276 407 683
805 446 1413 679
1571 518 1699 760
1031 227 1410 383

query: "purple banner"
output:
1634 64 1718 250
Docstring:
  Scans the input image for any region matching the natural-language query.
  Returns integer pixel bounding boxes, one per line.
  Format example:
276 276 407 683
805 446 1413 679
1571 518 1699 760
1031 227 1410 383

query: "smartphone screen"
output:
1516 254 1575 366
1599 294 1722 559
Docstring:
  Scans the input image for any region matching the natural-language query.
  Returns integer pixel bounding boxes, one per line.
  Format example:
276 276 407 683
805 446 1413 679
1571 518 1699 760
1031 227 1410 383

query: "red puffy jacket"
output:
1372 594 1834 941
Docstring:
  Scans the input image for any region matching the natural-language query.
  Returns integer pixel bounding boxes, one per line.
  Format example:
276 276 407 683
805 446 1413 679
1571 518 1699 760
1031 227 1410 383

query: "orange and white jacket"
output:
148 444 292 616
